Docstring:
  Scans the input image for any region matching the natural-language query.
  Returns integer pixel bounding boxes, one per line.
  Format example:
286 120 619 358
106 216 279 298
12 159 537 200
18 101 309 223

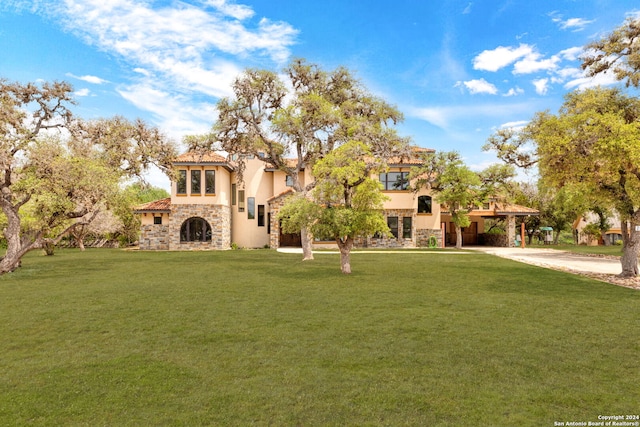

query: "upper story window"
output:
191 170 201 195
379 172 409 191
205 170 215 195
177 170 187 195
418 195 432 214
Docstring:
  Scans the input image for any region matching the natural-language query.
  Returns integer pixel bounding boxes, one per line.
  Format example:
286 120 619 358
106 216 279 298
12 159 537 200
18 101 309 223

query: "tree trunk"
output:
336 236 354 274
42 240 55 256
300 225 314 261
619 217 640 277
455 224 463 249
0 203 35 274
601 231 611 246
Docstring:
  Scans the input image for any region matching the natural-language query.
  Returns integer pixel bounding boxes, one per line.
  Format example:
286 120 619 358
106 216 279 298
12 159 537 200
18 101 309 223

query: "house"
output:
135 150 538 250
573 212 623 246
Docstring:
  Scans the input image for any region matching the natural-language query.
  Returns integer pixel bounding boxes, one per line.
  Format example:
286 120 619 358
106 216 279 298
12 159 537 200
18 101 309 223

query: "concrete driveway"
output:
471 246 624 275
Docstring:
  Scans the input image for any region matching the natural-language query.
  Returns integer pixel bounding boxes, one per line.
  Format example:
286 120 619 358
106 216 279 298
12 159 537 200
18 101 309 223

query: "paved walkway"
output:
471 246 623 275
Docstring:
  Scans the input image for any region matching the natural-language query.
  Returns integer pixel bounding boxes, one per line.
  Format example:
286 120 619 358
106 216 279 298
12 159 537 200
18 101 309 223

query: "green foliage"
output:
411 151 514 247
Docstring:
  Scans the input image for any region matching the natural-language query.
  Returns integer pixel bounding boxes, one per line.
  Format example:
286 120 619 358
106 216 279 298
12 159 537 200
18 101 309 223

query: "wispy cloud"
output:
408 102 538 130
456 78 498 95
66 73 109 84
503 87 524 97
17 0 299 140
74 88 91 97
549 12 594 32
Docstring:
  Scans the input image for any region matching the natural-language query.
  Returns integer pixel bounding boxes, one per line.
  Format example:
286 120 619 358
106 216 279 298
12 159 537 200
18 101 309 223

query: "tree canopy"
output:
0 78 176 273
410 151 514 249
278 140 390 274
486 87 640 276
195 58 409 260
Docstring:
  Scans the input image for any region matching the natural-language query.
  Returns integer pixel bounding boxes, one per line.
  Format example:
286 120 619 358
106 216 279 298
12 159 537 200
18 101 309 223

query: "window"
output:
180 217 211 242
403 217 412 239
238 190 245 212
177 170 187 194
248 197 255 219
418 195 432 214
232 184 237 205
380 172 409 190
205 170 215 195
388 216 399 238
154 216 162 225
285 176 293 187
191 170 201 195
258 205 265 227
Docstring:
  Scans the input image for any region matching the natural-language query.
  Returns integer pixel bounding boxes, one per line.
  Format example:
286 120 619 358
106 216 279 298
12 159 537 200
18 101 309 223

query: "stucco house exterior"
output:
135 150 537 250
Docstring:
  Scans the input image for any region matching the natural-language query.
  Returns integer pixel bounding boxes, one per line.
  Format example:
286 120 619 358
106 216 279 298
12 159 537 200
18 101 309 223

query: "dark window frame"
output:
379 172 410 191
388 216 399 238
177 170 187 194
180 217 212 242
402 217 412 239
417 195 432 214
191 169 201 195
205 170 215 195
258 205 265 227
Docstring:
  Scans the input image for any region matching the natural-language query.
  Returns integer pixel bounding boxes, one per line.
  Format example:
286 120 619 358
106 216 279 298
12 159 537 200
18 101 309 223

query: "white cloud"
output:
74 88 91 97
408 102 539 130
560 17 595 31
513 53 560 74
66 73 109 84
462 2 472 14
564 69 619 90
202 0 255 20
458 78 498 95
558 46 583 61
549 12 594 32
503 87 524 97
532 78 549 95
473 44 533 72
39 0 297 99
117 82 216 142
499 120 529 131
25 0 299 139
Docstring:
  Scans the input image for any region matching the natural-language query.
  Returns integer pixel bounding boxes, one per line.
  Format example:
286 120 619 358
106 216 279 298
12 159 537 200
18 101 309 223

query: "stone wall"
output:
416 228 443 248
483 233 508 247
169 204 231 250
139 224 170 250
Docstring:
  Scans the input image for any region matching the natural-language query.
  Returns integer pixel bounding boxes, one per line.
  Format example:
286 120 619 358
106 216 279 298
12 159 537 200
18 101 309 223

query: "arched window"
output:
180 217 212 242
418 195 432 214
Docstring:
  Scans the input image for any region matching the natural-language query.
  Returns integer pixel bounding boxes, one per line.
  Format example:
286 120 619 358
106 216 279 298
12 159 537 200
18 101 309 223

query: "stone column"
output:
506 215 516 247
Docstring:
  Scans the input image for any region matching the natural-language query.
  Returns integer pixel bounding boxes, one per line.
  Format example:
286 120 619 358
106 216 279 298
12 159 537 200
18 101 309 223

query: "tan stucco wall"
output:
230 158 273 248
171 165 230 206
139 212 169 226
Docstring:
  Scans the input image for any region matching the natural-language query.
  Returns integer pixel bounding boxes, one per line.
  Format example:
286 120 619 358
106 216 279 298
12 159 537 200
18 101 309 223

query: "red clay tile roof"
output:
266 188 295 203
174 151 228 163
134 198 171 212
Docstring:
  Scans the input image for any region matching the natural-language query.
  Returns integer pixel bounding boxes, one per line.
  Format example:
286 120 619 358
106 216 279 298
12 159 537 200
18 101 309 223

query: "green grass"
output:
0 249 638 426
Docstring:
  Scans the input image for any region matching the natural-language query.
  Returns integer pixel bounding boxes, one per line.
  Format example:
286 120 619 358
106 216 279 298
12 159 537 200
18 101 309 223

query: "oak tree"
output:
200 59 408 260
0 79 176 273
486 87 640 276
278 141 390 274
410 151 514 249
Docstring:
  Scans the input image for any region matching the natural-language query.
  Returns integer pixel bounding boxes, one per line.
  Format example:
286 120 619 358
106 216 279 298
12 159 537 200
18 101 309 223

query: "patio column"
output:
507 215 516 247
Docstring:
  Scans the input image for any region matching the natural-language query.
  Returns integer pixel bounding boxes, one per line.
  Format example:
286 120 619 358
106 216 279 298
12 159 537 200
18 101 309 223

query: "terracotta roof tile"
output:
175 151 228 163
134 198 171 212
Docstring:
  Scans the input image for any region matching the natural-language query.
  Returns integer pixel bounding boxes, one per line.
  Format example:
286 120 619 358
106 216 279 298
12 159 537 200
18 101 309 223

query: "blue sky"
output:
1 0 639 189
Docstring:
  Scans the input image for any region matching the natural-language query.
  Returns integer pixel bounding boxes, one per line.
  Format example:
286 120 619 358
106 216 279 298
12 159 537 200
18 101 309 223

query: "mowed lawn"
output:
0 249 638 426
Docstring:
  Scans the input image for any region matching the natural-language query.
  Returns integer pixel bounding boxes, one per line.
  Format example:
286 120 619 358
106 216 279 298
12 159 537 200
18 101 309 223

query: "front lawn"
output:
0 249 637 426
